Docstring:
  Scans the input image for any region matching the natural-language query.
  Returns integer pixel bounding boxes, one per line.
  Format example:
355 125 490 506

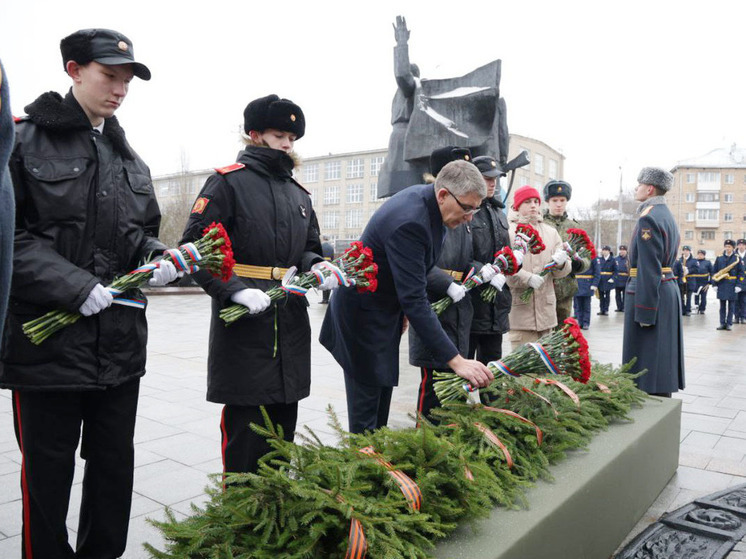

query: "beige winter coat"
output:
506 209 571 332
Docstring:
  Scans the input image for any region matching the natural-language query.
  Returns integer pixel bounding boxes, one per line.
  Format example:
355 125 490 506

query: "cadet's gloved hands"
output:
683 266 689 277
490 273 506 291
591 285 598 292
149 260 183 287
608 278 615 284
447 282 467 303
479 264 497 282
639 323 652 328
79 284 114 317
311 262 340 291
527 274 544 290
737 287 743 293
231 288 271 314
552 250 569 267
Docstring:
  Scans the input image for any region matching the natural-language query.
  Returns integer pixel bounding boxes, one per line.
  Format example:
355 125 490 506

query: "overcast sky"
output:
2 0 745 208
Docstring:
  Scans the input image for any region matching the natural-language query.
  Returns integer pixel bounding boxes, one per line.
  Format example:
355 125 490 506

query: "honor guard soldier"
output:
181 94 335 474
1 29 178 558
574 255 600 329
542 180 591 324
736 239 746 323
614 245 629 311
692 249 713 313
596 245 618 315
622 167 684 396
712 239 745 330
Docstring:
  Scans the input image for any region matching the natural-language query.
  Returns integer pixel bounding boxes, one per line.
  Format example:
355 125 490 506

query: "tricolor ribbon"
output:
315 260 349 287
279 266 309 296
474 422 513 468
487 359 520 378
528 343 560 376
358 446 422 511
108 284 146 309
482 406 543 445
534 378 580 407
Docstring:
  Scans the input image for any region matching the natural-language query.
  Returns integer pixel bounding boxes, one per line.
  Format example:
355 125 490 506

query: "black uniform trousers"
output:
615 287 625 311
720 299 736 327
598 289 611 314
343 371 393 434
573 296 592 329
468 332 503 365
695 289 708 312
416 367 442 425
220 402 298 474
12 378 140 559
736 291 746 321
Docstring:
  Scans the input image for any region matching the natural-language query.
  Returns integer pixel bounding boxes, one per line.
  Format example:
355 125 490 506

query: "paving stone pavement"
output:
0 290 743 558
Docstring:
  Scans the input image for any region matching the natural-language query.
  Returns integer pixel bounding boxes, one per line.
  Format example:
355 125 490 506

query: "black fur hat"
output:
243 94 305 139
430 146 471 177
60 28 150 80
543 179 572 201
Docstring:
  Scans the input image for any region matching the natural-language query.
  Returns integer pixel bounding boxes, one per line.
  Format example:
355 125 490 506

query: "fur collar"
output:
23 90 134 160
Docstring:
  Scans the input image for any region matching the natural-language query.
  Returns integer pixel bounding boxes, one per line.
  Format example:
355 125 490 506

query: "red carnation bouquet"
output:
431 246 521 315
434 318 591 403
23 222 235 345
519 227 596 303
481 222 545 303
219 241 378 325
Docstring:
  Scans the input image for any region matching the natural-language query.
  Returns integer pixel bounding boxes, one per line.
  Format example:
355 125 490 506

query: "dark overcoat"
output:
180 147 322 406
614 254 629 289
596 255 618 292
0 60 14 342
689 258 712 292
576 258 600 297
320 184 459 387
409 223 475 369
712 252 744 300
622 197 685 394
0 91 166 390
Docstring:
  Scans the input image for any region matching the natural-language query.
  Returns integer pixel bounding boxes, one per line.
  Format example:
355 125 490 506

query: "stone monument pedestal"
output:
434 398 681 559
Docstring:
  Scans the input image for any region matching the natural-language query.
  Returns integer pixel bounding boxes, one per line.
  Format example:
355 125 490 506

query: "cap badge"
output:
558 186 563 192
290 114 296 122
491 161 496 167
118 41 129 52
465 155 470 161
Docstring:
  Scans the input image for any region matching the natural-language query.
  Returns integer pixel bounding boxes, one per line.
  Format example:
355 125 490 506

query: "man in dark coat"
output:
467 155 512 365
181 94 330 474
320 160 494 434
1 29 176 558
574 257 600 329
596 246 617 315
735 239 746 323
614 245 629 312
692 249 713 314
622 167 685 396
320 235 335 304
0 60 13 341
673 245 698 316
712 239 744 330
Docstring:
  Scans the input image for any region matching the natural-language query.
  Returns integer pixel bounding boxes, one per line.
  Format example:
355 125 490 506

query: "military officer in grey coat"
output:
622 167 685 396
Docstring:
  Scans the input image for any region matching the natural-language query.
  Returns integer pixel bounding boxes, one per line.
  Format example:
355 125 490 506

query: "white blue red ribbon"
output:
280 266 309 296
488 359 520 378
528 342 559 375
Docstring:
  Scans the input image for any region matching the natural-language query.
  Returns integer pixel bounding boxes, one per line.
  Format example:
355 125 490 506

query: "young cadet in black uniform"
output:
596 245 618 315
181 95 333 474
713 239 744 330
614 245 629 311
692 249 713 313
736 239 746 323
2 29 176 558
673 245 698 316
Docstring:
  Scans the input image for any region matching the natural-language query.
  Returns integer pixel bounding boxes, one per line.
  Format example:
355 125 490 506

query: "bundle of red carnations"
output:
481 222 545 303
219 241 378 325
433 318 591 403
519 227 596 303
431 246 521 316
23 222 235 345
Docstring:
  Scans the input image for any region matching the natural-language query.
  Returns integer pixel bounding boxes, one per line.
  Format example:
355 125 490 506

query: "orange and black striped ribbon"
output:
482 406 543 446
474 422 514 468
534 378 580 407
344 517 368 559
358 446 422 511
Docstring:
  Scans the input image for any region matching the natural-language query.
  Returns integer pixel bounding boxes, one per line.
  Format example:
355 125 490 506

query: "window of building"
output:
686 173 695 183
370 156 385 177
684 230 694 240
347 158 364 179
697 209 719 220
725 174 735 184
724 231 733 240
701 231 715 240
346 209 363 228
324 185 340 205
370 182 378 200
725 213 733 222
724 193 734 203
304 163 318 183
347 183 363 203
697 192 720 202
159 183 169 195
686 212 694 222
325 161 341 180
685 193 695 203
548 159 558 179
322 211 339 230
534 153 544 176
697 172 721 188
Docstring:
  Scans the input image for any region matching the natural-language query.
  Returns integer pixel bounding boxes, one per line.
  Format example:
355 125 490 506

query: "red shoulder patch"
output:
13 116 23 123
214 162 245 175
191 197 210 215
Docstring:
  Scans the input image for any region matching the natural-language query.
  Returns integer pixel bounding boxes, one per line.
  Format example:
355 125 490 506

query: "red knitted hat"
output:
512 185 541 209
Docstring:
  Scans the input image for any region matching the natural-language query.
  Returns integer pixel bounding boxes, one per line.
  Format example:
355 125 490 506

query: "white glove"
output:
149 260 182 286
479 264 497 282
490 273 506 291
683 266 689 276
591 285 598 292
446 282 467 303
513 250 524 267
639 323 652 328
231 288 271 314
527 274 544 290
311 262 340 291
79 283 114 317
737 287 743 293
608 278 615 284
552 250 569 267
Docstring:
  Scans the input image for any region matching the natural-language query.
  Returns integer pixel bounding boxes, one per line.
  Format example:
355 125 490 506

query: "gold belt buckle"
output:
271 267 283 280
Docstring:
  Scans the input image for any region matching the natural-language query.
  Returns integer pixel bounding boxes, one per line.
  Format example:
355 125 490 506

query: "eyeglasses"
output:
445 188 480 215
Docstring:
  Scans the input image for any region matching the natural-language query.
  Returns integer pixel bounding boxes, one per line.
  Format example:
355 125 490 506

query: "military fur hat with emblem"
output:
243 94 305 139
429 146 472 178
60 28 151 80
543 179 572 201
637 167 673 192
